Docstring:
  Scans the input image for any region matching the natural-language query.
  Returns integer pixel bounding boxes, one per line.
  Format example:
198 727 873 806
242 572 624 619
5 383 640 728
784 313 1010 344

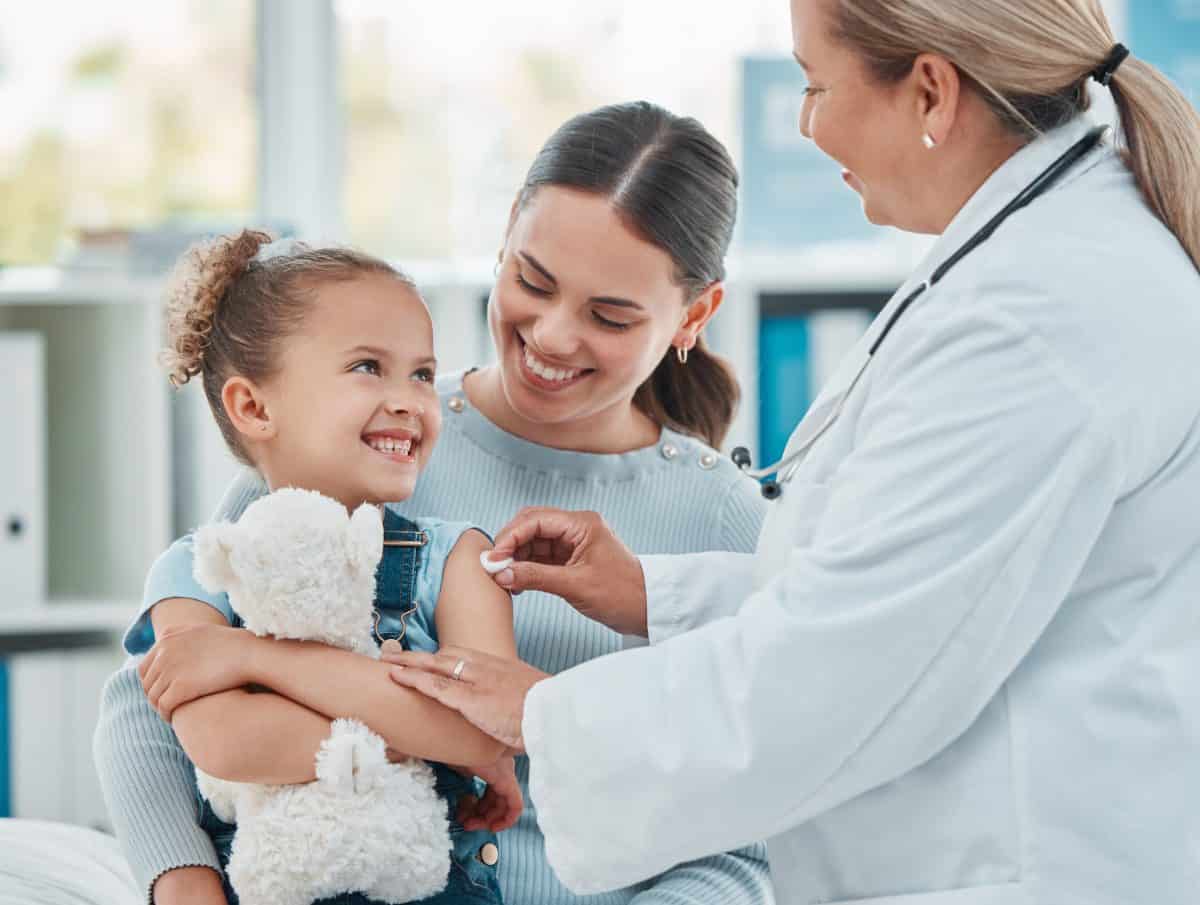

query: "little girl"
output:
115 229 519 905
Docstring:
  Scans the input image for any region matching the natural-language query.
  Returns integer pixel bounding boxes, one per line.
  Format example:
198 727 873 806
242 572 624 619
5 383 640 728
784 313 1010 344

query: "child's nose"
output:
385 398 425 417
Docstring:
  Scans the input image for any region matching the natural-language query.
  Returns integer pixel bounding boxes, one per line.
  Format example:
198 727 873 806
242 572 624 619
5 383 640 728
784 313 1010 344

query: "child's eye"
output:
516 273 552 297
802 84 826 97
412 367 435 384
350 359 382 376
592 311 633 331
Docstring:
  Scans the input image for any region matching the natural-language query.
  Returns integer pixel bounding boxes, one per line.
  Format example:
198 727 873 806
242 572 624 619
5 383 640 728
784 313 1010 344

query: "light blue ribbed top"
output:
94 370 772 904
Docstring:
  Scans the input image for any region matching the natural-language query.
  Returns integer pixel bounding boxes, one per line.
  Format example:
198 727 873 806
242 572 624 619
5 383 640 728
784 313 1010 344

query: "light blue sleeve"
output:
123 536 234 655
403 515 489 652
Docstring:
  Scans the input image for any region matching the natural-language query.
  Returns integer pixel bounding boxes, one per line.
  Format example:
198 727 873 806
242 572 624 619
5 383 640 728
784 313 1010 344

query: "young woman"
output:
95 102 774 905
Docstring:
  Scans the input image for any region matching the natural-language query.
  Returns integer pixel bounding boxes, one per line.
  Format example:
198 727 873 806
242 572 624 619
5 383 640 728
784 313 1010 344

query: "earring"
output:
676 345 689 365
922 133 937 150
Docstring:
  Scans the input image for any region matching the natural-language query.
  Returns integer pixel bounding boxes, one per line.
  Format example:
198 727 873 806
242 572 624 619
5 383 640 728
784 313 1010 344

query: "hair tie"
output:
1091 44 1130 87
253 236 305 263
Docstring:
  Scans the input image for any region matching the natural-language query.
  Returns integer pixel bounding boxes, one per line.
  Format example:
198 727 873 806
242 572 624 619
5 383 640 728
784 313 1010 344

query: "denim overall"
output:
198 509 504 905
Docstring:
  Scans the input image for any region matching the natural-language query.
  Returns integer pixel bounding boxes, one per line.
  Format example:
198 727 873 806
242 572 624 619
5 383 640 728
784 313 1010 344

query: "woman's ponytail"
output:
634 336 740 450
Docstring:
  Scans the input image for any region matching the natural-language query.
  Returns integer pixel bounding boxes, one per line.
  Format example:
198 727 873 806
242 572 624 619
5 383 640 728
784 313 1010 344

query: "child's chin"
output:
375 477 418 502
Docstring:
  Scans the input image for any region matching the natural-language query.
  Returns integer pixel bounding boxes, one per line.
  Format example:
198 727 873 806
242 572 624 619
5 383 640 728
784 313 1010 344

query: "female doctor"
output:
385 1 1200 902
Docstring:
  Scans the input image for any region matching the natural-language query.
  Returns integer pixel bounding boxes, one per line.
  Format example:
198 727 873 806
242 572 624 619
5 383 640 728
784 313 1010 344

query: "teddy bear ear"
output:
193 521 242 593
346 503 384 576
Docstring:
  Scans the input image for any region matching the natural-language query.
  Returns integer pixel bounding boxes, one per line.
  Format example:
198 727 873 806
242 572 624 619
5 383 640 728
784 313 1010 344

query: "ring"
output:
452 659 467 681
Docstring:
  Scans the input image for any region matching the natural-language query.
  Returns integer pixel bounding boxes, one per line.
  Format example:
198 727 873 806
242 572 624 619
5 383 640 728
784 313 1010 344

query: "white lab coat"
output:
521 116 1200 905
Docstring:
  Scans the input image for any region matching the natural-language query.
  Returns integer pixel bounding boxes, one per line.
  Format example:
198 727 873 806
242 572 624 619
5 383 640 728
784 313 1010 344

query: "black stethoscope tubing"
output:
733 125 1110 500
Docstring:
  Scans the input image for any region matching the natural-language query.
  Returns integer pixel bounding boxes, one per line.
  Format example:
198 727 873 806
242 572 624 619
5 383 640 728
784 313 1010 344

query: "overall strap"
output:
373 507 427 646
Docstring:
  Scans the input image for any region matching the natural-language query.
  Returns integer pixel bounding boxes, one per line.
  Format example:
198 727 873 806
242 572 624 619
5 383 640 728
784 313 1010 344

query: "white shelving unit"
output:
0 267 170 827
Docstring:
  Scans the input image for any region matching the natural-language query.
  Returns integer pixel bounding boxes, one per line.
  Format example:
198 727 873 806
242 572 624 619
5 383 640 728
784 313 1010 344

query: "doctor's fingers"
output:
496 558 582 598
492 507 593 560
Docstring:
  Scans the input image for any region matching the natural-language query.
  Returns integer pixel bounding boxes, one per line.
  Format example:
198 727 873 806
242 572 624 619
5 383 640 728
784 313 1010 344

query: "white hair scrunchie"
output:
253 236 306 263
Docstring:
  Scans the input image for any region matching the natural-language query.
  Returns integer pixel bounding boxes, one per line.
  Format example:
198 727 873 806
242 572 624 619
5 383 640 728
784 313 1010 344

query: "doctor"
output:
385 0 1200 902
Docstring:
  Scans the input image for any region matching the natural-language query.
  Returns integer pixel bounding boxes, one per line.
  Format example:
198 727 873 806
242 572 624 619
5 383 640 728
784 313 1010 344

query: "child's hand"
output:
453 757 523 833
151 865 228 905
139 624 255 722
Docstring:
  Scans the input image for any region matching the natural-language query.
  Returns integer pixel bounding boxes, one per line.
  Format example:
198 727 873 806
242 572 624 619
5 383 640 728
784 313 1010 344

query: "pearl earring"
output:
922 133 937 150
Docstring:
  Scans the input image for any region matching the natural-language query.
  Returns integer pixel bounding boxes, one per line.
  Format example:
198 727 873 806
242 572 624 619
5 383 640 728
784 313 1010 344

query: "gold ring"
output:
452 659 467 681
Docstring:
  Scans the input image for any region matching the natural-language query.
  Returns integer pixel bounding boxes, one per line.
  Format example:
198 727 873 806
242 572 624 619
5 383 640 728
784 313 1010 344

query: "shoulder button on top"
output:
660 443 679 461
447 395 466 413
698 452 718 470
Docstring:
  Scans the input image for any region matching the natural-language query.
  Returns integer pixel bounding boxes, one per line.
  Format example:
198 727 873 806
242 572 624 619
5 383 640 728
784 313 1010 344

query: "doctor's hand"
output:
381 641 549 754
489 507 649 637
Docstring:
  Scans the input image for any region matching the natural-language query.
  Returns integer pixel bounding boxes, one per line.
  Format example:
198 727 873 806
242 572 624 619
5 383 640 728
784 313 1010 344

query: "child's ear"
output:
221 375 276 442
346 504 384 576
193 522 243 593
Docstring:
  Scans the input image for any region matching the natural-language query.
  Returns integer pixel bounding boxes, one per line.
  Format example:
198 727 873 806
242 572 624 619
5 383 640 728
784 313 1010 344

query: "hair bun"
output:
160 229 272 386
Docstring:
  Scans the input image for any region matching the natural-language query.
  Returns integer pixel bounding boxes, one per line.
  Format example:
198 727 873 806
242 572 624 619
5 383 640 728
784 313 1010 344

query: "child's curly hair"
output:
161 229 415 465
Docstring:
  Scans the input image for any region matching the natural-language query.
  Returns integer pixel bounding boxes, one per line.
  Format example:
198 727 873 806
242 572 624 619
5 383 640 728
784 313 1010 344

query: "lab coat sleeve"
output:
523 299 1123 894
640 551 758 644
638 472 764 644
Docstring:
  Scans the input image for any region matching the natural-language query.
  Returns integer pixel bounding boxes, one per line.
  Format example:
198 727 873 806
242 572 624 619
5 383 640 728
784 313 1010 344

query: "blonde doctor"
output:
384 1 1200 902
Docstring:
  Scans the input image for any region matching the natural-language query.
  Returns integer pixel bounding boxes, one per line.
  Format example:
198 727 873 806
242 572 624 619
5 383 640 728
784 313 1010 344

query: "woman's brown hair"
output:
514 101 742 449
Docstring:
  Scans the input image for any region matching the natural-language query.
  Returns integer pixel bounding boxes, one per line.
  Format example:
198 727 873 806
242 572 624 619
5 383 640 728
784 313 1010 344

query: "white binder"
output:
0 332 45 608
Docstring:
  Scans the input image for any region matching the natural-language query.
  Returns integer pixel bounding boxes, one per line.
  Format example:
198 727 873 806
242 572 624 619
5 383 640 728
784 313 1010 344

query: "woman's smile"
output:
515 332 594 393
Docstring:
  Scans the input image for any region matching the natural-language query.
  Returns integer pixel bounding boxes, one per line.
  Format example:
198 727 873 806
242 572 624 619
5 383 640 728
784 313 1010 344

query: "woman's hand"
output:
139 624 256 722
381 641 549 753
489 507 649 637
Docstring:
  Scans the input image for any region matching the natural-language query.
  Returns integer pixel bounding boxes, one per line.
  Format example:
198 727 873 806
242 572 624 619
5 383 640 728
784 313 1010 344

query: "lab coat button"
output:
660 443 679 461
479 842 499 866
447 395 466 413
698 452 718 470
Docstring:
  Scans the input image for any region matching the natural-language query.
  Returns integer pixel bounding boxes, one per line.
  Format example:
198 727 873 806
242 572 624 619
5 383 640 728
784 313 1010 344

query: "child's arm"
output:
237 529 514 766
144 574 513 769
150 597 335 784
433 529 519 660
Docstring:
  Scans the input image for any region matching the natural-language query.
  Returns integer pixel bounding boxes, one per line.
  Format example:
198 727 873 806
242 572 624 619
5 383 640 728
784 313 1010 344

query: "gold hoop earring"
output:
676 346 688 365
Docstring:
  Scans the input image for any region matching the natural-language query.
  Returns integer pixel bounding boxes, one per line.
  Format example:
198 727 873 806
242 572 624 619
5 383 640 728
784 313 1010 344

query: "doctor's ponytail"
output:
1105 59 1200 274
512 101 741 449
828 0 1200 274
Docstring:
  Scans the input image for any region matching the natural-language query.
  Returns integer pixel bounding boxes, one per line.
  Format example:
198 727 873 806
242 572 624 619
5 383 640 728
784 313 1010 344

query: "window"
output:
338 0 792 263
0 1 256 265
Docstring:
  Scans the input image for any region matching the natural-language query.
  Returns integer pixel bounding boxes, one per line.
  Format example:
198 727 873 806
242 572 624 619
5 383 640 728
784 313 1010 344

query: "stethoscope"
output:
733 125 1110 500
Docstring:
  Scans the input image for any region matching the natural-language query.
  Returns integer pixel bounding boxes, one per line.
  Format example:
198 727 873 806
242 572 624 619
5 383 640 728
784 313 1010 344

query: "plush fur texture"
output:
191 488 451 905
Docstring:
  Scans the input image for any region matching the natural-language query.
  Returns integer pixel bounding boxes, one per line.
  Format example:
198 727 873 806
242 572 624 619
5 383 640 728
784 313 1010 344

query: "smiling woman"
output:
474 101 742 455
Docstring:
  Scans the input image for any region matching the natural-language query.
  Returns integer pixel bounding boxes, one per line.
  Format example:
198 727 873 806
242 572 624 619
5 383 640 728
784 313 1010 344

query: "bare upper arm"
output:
434 529 517 659
149 596 230 638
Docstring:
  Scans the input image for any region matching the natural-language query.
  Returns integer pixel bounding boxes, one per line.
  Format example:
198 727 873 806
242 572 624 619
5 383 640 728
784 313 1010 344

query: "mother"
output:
386 2 1200 904
94 102 772 905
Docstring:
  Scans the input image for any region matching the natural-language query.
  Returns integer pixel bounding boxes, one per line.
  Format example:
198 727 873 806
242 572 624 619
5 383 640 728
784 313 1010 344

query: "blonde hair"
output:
162 229 414 464
827 0 1200 273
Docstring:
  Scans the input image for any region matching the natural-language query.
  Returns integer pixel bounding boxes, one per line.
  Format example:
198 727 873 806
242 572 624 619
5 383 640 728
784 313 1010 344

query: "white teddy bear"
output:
190 487 452 905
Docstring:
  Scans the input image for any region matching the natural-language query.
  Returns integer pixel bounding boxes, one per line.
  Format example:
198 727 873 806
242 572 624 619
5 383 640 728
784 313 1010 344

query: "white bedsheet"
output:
0 819 139 905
